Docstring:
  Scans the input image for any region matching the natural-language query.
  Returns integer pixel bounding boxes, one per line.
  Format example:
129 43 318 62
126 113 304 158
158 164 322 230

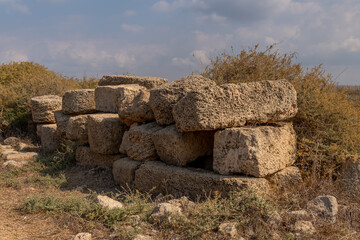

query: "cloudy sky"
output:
1 0 360 84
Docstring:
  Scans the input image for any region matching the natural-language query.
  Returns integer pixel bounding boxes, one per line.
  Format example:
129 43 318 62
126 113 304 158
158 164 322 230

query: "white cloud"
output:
152 0 172 12
172 57 193 66
0 0 30 13
0 50 28 63
123 10 136 17
121 24 144 33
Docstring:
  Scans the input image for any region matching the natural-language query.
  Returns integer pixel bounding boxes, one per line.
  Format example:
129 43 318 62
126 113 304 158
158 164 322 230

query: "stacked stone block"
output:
32 74 302 198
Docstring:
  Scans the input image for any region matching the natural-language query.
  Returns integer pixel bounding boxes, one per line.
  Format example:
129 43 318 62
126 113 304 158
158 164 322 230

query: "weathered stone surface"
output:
75 146 124 167
112 158 142 187
149 202 182 223
87 113 127 154
72 232 92 240
294 220 316 237
339 157 360 196
173 79 298 132
133 234 153 240
62 89 96 115
213 122 296 177
40 124 61 153
66 115 88 143
117 84 154 126
218 222 238 238
307 195 338 222
149 75 217 125
3 137 20 148
54 110 70 138
152 125 214 166
4 152 38 161
134 161 270 199
2 160 27 169
31 95 62 123
267 166 303 188
95 86 123 113
95 195 123 210
99 75 168 89
282 210 313 222
119 122 162 161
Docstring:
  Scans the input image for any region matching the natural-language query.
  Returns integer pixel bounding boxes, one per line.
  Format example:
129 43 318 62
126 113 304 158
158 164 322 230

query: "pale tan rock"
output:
0 144 13 151
152 124 214 166
294 220 316 237
213 122 296 177
0 149 18 158
5 152 38 161
95 85 123 113
119 122 162 161
133 234 153 240
72 232 92 240
66 115 88 143
339 157 360 196
149 202 182 223
134 161 270 199
112 158 142 187
268 166 303 188
87 113 127 154
99 75 168 89
62 89 96 115
75 146 124 167
117 84 154 126
95 195 123 210
218 222 238 238
149 75 217 125
54 110 70 138
31 95 62 123
2 160 27 169
167 196 196 211
3 137 19 148
173 79 298 132
307 195 338 223
40 124 61 153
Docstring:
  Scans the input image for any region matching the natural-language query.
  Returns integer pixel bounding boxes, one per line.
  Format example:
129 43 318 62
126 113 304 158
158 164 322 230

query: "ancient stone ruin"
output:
31 74 302 198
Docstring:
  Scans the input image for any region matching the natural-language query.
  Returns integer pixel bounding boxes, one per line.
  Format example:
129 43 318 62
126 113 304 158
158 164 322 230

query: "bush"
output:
202 44 360 179
0 62 99 135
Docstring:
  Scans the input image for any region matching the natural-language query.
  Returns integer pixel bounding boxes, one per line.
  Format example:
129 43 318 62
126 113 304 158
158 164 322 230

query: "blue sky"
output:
1 0 360 84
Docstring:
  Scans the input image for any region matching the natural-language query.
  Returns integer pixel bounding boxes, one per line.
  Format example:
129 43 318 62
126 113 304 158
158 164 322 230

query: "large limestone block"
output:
62 89 96 115
267 166 303 188
173 80 298 132
99 75 168 89
87 114 127 154
152 125 214 166
31 95 62 123
119 122 162 161
213 122 296 177
113 158 142 187
95 86 123 113
40 124 61 153
54 110 70 138
134 161 270 199
149 75 217 125
76 146 125 167
117 84 155 126
339 157 360 196
66 115 88 143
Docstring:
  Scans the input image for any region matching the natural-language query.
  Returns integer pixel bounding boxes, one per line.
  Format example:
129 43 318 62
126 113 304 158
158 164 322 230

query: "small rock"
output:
150 203 182 223
168 196 196 211
129 215 142 226
95 195 123 210
72 232 92 240
2 160 27 169
294 220 316 237
3 137 20 148
218 222 238 238
307 195 338 222
267 211 282 228
133 234 153 240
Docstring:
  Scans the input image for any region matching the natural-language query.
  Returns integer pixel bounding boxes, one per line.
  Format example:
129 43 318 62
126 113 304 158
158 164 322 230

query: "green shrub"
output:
0 61 99 135
202 44 360 179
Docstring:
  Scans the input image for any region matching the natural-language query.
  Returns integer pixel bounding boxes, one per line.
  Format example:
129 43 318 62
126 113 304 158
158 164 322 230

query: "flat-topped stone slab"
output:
31 95 62 123
87 113 127 154
99 75 168 89
173 80 298 132
152 124 214 166
120 122 162 161
134 161 270 199
149 75 217 125
75 146 125 167
62 89 96 115
213 122 296 177
40 124 61 153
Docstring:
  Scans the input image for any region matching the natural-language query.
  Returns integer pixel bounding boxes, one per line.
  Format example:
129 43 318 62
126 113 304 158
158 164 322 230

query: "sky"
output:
1 0 360 85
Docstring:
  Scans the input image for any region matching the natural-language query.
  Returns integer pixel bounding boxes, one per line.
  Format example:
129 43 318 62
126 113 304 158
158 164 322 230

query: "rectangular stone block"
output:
173 80 298 132
152 124 214 166
113 158 142 187
117 84 154 126
134 161 270 199
31 95 62 123
119 122 162 161
66 115 88 143
76 146 125 167
95 86 123 113
54 110 70 138
149 75 217 125
99 75 168 89
40 124 61 153
62 89 96 115
87 113 127 154
213 122 296 177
